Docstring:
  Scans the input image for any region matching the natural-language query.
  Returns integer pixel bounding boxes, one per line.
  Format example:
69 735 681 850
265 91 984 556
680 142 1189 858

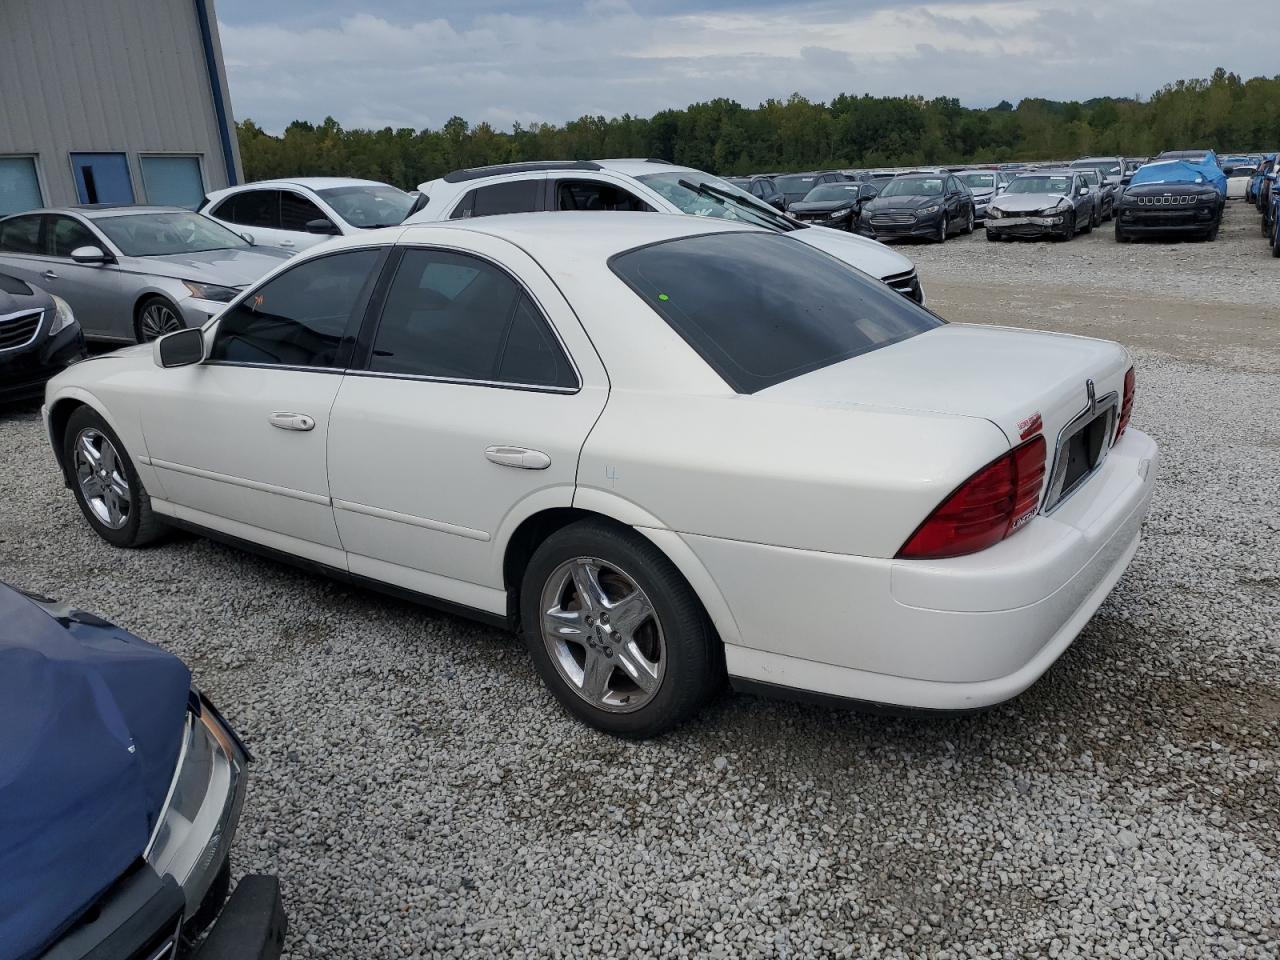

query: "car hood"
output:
116 246 291 287
864 195 941 212
0 586 190 960
788 200 856 214
0 271 54 315
990 192 1068 213
789 225 915 281
968 187 996 201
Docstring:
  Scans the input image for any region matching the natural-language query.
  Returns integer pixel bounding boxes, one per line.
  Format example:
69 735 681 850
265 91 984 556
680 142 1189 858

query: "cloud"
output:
215 0 1273 133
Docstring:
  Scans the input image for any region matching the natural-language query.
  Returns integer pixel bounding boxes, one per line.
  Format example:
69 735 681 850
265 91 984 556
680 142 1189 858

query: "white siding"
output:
0 0 239 207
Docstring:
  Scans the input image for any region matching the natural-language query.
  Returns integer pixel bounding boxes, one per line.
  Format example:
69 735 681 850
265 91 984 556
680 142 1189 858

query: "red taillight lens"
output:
896 436 1047 560
1115 366 1136 442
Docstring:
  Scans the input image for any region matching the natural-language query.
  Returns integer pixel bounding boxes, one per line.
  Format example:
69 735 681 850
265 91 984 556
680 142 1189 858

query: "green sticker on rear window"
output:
658 293 669 301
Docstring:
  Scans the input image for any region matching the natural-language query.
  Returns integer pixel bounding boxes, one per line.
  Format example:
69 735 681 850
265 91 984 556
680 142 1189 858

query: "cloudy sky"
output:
214 0 1267 133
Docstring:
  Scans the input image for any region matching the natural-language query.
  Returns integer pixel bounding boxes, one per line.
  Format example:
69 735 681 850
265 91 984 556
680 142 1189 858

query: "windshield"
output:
804 184 862 202
610 232 943 394
958 173 995 189
637 172 796 232
1005 176 1072 195
774 175 820 195
1073 161 1122 179
94 212 249 256
879 177 943 198
316 185 416 228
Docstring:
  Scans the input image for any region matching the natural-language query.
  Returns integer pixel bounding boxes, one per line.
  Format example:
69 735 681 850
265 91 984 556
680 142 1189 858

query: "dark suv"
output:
771 171 850 211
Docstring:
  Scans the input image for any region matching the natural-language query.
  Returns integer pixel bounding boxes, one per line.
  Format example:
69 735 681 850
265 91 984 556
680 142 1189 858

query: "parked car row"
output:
1246 153 1280 255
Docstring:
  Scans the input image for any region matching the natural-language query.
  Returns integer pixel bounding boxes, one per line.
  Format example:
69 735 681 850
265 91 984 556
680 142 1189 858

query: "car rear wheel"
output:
63 406 167 548
135 296 185 343
520 519 721 738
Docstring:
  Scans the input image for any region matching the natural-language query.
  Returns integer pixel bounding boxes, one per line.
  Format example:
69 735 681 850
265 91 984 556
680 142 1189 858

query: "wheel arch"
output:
501 496 742 648
46 389 141 486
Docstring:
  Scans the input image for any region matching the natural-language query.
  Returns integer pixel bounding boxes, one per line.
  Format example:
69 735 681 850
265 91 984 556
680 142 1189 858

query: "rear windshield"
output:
609 232 943 394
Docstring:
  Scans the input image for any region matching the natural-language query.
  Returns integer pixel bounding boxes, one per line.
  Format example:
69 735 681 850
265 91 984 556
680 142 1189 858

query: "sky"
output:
213 0 1270 134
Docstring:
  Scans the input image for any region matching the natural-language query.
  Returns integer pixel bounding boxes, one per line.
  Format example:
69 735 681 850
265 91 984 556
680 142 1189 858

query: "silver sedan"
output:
0 206 291 343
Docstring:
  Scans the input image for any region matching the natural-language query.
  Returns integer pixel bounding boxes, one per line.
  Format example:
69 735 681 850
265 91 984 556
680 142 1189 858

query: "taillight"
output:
896 436 1047 560
1115 366 1136 442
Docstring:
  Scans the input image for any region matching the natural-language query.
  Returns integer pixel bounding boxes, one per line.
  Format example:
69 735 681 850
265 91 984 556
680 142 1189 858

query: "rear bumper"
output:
693 429 1159 711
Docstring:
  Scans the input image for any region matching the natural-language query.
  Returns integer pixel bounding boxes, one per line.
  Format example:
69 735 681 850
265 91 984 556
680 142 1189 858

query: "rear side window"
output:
0 215 42 254
214 190 280 229
610 232 943 394
209 248 381 368
368 248 575 388
451 180 542 219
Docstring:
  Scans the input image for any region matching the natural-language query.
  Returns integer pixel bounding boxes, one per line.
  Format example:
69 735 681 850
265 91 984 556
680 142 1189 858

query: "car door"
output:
207 189 296 251
139 246 386 567
41 214 128 340
0 213 50 290
945 177 965 220
327 233 609 614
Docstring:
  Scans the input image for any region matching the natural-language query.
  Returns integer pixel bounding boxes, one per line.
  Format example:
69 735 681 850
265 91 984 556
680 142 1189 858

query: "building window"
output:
141 156 206 209
0 157 43 215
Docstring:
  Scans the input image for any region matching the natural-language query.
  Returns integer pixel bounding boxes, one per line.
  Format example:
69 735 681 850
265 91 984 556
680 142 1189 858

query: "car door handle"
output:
42 269 59 280
485 445 551 470
278 240 295 248
268 412 315 432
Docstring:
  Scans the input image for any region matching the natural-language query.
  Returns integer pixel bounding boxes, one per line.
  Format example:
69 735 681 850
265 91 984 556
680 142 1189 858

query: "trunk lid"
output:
756 323 1131 449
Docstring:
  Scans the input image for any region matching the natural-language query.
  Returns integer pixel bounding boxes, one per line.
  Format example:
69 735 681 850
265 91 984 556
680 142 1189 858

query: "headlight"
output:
145 695 247 917
919 205 941 215
47 294 77 337
987 207 1004 219
182 280 240 303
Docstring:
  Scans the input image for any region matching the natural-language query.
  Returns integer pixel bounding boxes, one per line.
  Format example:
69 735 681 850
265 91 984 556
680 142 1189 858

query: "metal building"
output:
0 0 241 214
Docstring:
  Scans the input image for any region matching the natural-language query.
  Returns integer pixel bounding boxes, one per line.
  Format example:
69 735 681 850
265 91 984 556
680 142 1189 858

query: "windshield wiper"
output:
676 179 800 232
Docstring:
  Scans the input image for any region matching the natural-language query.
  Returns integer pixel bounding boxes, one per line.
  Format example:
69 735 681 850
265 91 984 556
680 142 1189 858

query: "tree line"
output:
237 68 1280 189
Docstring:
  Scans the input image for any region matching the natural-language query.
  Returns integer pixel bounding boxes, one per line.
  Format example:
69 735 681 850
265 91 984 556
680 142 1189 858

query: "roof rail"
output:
442 161 603 183
644 157 674 165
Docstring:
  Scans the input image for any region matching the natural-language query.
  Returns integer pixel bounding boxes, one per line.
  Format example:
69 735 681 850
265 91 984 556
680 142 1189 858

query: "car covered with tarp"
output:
1115 160 1226 242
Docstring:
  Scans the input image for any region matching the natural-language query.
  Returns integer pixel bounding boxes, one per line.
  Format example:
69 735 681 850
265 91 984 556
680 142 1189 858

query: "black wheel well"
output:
502 507 631 625
47 398 85 483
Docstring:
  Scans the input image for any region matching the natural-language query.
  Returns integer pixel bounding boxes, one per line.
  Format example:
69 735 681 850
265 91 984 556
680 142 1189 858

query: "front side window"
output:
93 212 248 256
555 180 650 212
215 190 280 229
48 216 100 257
0 214 43 254
210 248 382 369
451 180 543 219
280 192 327 232
610 232 943 395
368 248 575 388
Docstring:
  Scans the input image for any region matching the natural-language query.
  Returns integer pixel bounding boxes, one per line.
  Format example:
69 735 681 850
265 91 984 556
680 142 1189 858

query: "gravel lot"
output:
2 201 1278 959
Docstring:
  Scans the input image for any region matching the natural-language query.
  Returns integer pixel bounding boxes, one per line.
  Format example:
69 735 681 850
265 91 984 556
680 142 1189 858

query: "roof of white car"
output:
215 177 395 192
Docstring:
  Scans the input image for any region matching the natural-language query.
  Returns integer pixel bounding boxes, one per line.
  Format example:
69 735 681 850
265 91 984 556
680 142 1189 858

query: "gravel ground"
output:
2 201 1278 959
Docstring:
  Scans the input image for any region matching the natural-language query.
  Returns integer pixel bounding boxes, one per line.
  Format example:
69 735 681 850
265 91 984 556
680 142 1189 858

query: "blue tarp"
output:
1130 159 1227 196
0 586 190 960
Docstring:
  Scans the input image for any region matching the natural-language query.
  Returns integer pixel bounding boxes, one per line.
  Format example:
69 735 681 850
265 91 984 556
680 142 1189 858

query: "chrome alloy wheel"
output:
139 301 184 341
539 557 666 713
73 428 131 529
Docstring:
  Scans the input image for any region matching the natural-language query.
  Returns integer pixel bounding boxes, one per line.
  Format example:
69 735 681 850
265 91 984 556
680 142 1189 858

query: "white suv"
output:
201 177 420 253
405 159 925 303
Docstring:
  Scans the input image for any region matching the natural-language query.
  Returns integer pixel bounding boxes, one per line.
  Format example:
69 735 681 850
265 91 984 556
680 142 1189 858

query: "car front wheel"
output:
63 406 167 547
520 519 721 738
135 296 186 343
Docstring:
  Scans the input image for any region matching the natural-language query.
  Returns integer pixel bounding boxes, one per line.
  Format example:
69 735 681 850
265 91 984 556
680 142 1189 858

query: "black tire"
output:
1271 218 1280 256
63 406 167 548
1204 222 1219 242
985 227 1000 241
933 216 948 243
134 295 186 344
1058 212 1075 240
1081 213 1093 234
519 519 722 738
1091 203 1101 228
961 206 974 235
1115 221 1129 243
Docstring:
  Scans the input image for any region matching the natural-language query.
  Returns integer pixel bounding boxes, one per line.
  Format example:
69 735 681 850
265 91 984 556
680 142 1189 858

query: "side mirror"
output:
70 245 111 265
239 232 255 245
152 327 205 368
305 218 340 235
1078 187 1090 196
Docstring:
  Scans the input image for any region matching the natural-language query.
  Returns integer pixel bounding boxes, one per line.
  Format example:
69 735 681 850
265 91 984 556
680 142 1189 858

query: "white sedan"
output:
43 214 1158 737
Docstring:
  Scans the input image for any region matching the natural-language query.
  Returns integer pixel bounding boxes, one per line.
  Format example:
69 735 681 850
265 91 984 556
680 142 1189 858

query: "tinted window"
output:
369 248 575 388
215 190 280 228
48 216 99 257
210 249 381 368
280 192 327 232
555 181 650 212
452 180 542 219
0 215 42 254
610 232 943 394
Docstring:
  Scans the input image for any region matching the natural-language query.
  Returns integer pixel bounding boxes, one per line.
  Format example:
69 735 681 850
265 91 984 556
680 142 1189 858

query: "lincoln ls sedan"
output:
42 214 1157 738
